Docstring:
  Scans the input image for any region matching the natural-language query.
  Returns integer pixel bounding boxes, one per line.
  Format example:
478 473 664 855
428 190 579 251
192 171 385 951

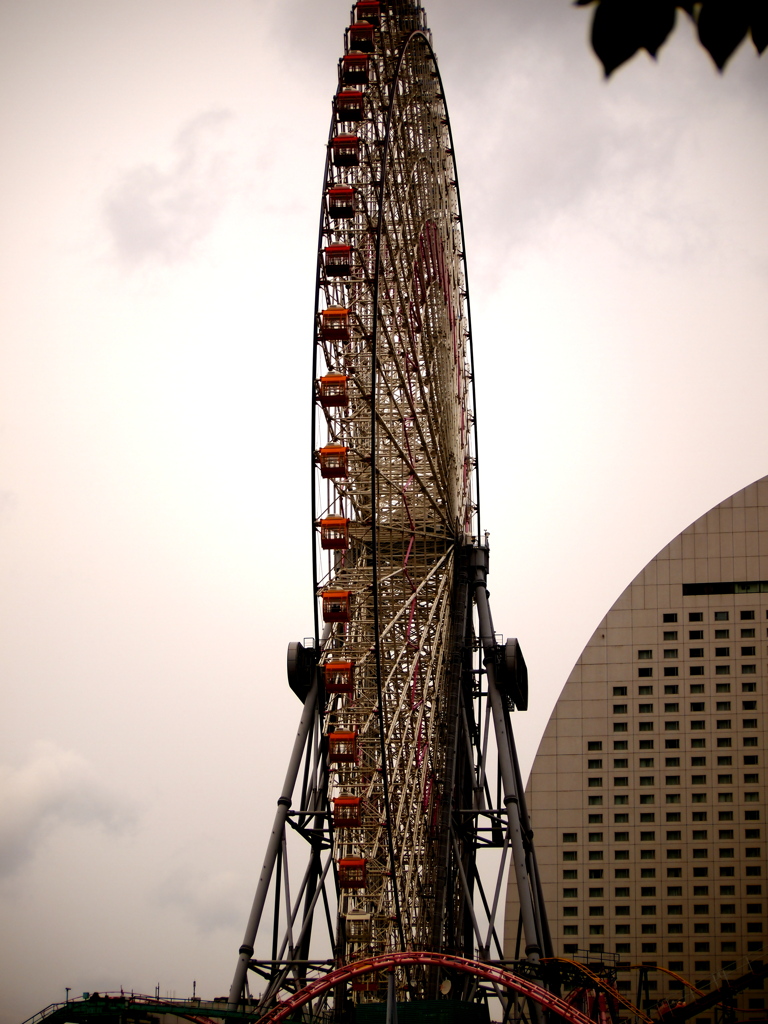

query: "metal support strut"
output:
470 540 547 963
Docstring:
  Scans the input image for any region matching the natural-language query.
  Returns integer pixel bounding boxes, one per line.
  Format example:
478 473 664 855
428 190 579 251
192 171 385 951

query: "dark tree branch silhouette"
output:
576 0 767 76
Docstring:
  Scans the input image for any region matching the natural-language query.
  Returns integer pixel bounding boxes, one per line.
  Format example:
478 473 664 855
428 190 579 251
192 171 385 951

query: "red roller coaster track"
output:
255 951 598 1024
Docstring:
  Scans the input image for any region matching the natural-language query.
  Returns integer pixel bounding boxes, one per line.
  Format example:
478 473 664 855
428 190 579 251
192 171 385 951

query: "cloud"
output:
0 743 134 879
156 863 245 933
104 109 233 266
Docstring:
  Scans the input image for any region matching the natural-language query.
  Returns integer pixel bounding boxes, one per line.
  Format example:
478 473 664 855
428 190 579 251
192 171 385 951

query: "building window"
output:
614 722 628 732
588 778 603 787
589 906 604 916
639 667 653 677
638 650 653 659
692 793 707 803
715 647 730 657
691 702 705 712
665 684 680 694
639 685 654 695
640 758 654 768
716 666 731 675
717 737 732 747
664 630 678 640
745 774 760 784
588 741 603 751
743 682 757 692
639 722 654 731
693 849 708 859
667 850 682 860
664 649 679 659
664 614 678 623
743 701 758 710
665 739 681 749
641 831 657 841
613 686 628 696
563 833 577 842
589 851 604 861
639 704 654 713
692 775 707 785
563 852 577 861
589 832 604 842
641 850 656 860
690 668 705 677
744 718 758 728
717 774 733 784
716 720 732 729
691 721 706 730
665 703 680 712
690 630 704 640
563 888 578 898
615 850 630 860
613 704 627 714
714 612 729 621
690 648 705 658
716 683 732 693
690 613 704 622
640 739 655 750
588 759 603 769
563 926 578 935
614 758 628 768
665 722 680 731
719 848 735 858
641 924 657 934
741 627 756 638
666 831 681 841
719 793 734 803
716 701 732 711
745 736 759 746
615 831 629 842
666 776 681 785
741 646 756 656
614 777 628 786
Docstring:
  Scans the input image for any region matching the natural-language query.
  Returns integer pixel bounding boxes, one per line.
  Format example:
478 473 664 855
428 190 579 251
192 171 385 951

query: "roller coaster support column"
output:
470 542 544 964
228 681 320 1009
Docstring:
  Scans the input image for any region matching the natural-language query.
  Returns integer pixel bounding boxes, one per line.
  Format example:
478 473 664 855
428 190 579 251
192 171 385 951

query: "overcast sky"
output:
1 1 766 1019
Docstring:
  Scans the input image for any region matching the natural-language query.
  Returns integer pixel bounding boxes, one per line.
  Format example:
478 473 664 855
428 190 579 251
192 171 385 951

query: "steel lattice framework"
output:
229 2 550 1015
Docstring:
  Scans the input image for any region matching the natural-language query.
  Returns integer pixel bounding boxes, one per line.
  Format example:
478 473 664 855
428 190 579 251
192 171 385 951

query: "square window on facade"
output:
664 631 678 640
741 628 756 638
742 646 756 656
588 796 603 806
614 740 629 750
664 649 679 659
639 685 654 695
690 613 704 622
743 682 757 692
692 812 708 821
744 718 758 728
741 610 756 620
715 647 730 656
588 814 603 824
717 755 732 765
614 795 629 805
613 704 627 714
588 759 603 769
715 612 729 621
588 741 603 751
745 736 759 746
692 793 707 803
690 630 704 640
692 774 707 784
716 683 731 693
563 851 577 861
639 703 654 713
639 667 653 677
589 869 604 879
640 740 655 750
716 666 731 675
667 812 682 822
665 722 680 731
691 702 705 712
690 670 705 679
588 778 603 787
665 739 680 749
615 813 629 823
692 756 706 766
665 684 680 694
613 686 628 696
719 811 734 821
664 614 678 623
717 701 732 711
638 650 653 659
717 737 732 747
639 722 654 732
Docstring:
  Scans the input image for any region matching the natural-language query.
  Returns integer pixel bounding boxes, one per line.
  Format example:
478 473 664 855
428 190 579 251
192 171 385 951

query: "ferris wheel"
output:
229 1 551 1016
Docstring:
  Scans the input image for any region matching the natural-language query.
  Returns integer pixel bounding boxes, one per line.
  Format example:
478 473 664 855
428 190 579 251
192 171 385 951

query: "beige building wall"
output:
505 477 767 1018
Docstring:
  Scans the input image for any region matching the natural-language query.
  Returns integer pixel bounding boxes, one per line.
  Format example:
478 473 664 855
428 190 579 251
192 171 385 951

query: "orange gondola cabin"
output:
328 730 357 763
324 245 352 277
333 795 362 827
318 445 348 479
336 90 365 121
317 374 349 408
320 516 349 549
324 660 355 693
320 307 350 340
327 186 355 219
338 857 367 889
322 589 352 623
331 134 360 167
341 53 369 85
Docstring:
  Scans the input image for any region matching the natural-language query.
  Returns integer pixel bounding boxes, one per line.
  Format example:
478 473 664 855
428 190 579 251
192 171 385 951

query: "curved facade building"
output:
506 477 767 1014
